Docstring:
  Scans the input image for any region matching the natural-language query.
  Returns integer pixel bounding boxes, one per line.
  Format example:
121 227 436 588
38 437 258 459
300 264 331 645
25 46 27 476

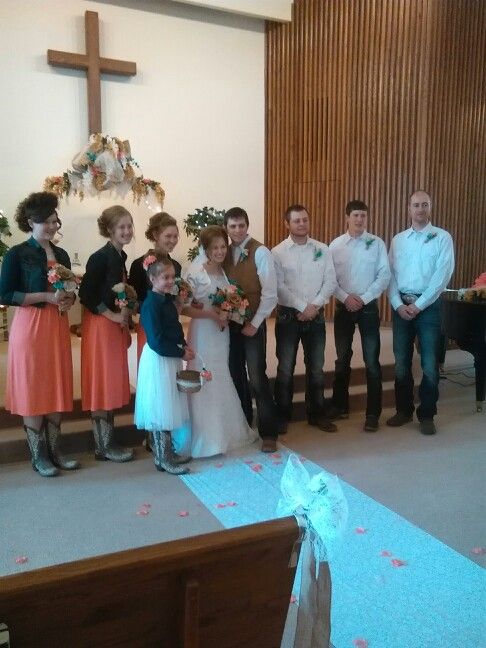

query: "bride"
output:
184 225 257 458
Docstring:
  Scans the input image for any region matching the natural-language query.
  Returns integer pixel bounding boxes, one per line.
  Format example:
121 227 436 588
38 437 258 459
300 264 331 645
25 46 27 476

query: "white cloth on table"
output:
329 230 391 304
134 344 190 432
388 222 454 311
272 236 336 312
184 264 258 458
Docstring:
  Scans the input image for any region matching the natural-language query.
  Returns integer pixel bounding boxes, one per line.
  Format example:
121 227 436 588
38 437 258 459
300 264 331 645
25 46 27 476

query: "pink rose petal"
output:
380 550 392 557
214 462 224 468
471 547 486 556
251 463 263 472
15 556 28 565
290 594 297 603
390 558 407 567
355 527 367 534
136 509 150 516
353 639 368 648
178 510 189 517
243 460 254 464
271 453 282 459
299 456 308 463
215 503 226 509
226 501 238 507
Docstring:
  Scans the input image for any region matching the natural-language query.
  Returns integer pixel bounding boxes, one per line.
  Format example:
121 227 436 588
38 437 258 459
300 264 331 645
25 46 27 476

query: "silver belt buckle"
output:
402 293 418 304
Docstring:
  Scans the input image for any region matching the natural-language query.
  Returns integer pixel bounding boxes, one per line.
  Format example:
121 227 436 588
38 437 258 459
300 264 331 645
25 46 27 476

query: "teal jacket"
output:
0 237 71 307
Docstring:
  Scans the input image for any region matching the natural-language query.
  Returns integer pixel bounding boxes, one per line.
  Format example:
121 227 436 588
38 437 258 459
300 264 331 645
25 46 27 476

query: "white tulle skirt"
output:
134 345 190 432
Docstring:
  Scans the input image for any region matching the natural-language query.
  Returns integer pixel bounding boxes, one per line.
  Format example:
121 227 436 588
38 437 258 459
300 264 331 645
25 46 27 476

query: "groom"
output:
223 207 281 452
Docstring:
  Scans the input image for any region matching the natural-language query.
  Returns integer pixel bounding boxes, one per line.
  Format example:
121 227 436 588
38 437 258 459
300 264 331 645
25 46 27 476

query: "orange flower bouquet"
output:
47 263 80 314
208 280 251 324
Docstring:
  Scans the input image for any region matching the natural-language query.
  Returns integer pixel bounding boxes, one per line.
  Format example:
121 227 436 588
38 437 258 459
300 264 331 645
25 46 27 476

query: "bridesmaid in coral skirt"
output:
79 205 136 463
0 191 79 477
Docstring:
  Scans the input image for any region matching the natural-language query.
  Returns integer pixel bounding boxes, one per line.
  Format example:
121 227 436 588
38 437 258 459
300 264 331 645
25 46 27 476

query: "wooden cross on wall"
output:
48 11 137 136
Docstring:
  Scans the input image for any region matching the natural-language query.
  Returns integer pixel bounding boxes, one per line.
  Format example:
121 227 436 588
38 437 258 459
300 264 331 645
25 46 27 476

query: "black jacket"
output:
79 242 129 314
0 237 71 307
141 290 185 358
128 253 181 306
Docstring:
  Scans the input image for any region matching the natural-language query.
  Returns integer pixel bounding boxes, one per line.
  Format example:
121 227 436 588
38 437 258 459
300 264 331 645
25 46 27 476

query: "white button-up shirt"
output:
272 236 336 312
388 222 455 311
329 231 391 304
230 235 277 329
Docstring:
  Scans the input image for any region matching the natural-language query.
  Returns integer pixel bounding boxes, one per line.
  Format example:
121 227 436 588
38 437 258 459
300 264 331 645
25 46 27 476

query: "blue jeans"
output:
392 298 442 420
274 306 326 421
229 321 279 439
332 300 382 417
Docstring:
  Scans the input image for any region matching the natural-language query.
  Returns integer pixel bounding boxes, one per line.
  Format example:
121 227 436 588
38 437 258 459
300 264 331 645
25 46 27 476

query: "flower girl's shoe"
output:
152 431 189 475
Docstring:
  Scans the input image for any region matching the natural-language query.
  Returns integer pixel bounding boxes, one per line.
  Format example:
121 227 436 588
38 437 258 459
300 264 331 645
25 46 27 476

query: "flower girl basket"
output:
176 352 210 394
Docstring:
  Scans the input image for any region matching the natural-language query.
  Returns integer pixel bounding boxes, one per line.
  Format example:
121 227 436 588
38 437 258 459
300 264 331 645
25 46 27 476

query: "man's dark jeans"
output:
332 300 382 417
229 321 279 439
274 306 326 421
392 298 442 420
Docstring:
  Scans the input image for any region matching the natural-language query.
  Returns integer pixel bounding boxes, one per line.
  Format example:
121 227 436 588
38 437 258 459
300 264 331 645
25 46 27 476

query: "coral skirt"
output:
81 310 131 411
6 304 73 416
136 321 147 369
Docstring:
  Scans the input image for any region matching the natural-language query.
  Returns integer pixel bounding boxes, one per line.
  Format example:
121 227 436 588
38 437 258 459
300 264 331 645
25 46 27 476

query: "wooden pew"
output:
0 518 301 647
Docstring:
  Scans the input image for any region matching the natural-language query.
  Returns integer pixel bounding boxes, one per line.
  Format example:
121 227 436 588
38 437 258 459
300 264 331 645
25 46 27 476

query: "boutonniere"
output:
239 248 249 262
425 232 437 243
313 246 323 261
365 237 375 249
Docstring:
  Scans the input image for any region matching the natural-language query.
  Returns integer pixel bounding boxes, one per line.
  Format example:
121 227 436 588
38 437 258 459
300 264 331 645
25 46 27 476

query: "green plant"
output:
183 206 225 261
0 210 12 260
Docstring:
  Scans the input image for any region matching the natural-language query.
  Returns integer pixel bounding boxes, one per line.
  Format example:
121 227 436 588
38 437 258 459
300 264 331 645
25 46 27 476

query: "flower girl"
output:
134 254 195 474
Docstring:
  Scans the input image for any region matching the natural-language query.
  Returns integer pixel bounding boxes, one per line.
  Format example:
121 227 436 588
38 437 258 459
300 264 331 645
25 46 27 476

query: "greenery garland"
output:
183 206 225 261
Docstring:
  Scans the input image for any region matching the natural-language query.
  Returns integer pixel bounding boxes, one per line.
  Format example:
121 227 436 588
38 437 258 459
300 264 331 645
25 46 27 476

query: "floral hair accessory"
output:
142 254 157 271
365 237 375 249
313 246 323 261
425 231 437 243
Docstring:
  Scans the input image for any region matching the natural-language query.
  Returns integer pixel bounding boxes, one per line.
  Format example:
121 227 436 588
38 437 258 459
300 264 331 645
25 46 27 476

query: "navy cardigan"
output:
140 290 186 358
0 237 71 307
79 242 129 314
128 253 181 307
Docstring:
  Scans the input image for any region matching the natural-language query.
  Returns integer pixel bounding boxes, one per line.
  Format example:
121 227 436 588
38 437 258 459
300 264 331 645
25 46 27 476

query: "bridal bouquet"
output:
172 277 193 306
112 282 138 310
47 264 80 314
209 281 251 324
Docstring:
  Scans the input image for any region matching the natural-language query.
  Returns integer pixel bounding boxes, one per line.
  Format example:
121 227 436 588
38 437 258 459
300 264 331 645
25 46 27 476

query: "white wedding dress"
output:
184 263 258 458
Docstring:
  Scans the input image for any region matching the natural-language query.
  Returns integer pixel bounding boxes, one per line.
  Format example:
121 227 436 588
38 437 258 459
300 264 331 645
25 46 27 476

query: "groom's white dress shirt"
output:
388 222 454 311
329 231 391 304
271 236 336 312
231 235 277 329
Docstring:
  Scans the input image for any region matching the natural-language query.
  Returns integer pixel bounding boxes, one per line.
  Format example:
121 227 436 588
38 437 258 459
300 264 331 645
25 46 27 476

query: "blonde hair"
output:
98 205 133 238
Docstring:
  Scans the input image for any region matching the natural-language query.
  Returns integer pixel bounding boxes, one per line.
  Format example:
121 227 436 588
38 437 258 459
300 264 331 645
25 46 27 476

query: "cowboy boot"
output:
143 431 153 453
91 413 134 463
45 418 80 470
24 424 59 477
167 435 191 465
152 431 189 475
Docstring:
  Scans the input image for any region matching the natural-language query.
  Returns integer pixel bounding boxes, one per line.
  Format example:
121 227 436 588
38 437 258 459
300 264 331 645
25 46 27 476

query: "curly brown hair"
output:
15 192 59 233
145 212 178 242
98 205 133 238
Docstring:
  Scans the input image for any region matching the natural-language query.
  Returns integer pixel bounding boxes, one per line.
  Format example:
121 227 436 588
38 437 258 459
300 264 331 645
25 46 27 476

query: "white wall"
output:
0 0 265 272
170 0 292 22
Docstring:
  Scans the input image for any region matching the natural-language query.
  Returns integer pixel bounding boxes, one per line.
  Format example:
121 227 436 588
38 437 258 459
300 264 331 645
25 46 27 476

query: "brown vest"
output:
223 238 262 316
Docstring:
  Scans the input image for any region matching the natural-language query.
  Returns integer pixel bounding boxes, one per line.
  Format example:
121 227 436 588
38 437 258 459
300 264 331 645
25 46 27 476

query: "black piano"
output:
441 290 486 412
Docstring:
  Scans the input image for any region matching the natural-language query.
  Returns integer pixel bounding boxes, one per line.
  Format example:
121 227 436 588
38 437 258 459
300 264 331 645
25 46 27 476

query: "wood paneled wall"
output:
266 0 485 320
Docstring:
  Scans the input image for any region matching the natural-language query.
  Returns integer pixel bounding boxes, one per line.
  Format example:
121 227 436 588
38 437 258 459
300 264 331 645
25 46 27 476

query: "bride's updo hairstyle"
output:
199 225 228 252
98 205 133 238
143 252 174 280
15 191 59 233
145 212 178 242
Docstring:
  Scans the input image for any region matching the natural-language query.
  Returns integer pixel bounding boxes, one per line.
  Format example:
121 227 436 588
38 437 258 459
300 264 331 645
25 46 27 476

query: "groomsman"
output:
272 204 337 432
328 200 391 431
387 191 454 435
223 207 281 453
